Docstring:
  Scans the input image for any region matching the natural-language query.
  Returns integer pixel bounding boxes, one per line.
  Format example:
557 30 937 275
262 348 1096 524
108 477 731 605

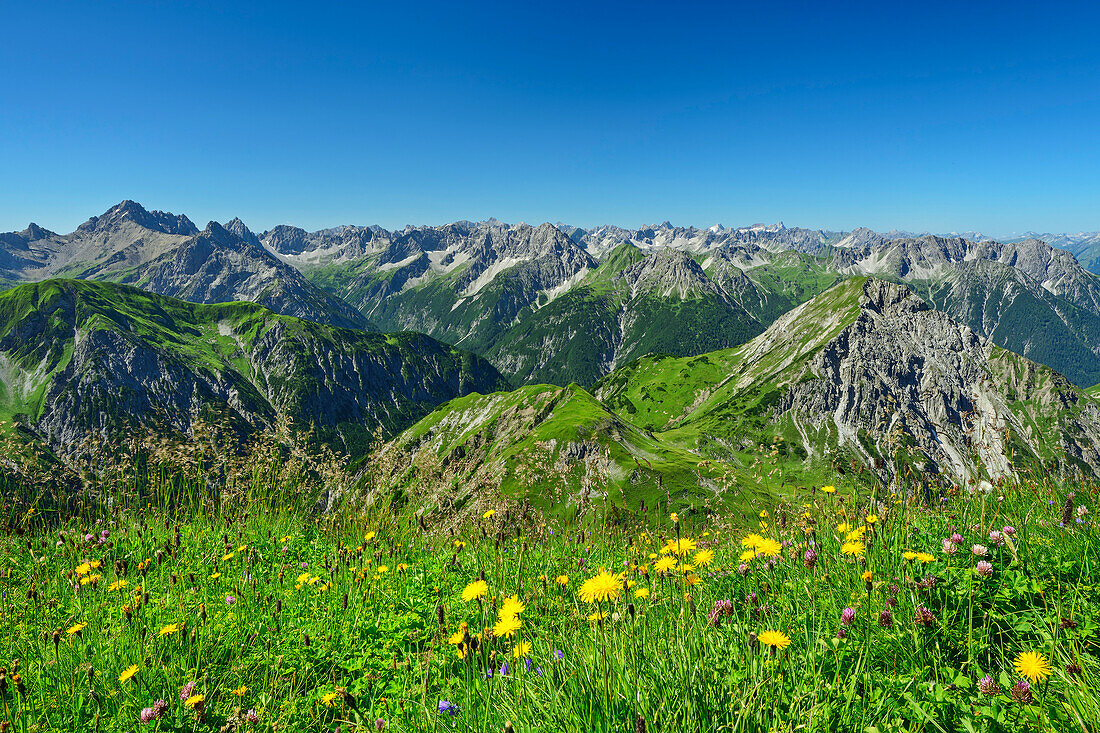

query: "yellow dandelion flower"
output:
118 665 138 683
462 580 488 602
364 531 376 542
836 523 852 533
845 527 866 542
297 572 310 583
840 541 865 557
89 560 101 569
685 574 702 586
756 538 782 558
578 571 621 604
482 509 496 519
861 570 873 582
739 548 758 563
158 623 180 637
757 630 792 649
677 563 695 573
587 610 608 621
664 537 697 556
654 556 677 573
741 533 765 549
866 514 878 524
555 574 569 586
821 485 836 494
185 694 204 708
500 594 526 618
670 512 679 523
1014 651 1053 684
377 565 389 574
915 552 935 563
902 551 918 561
693 549 715 567
453 540 466 549
75 563 91 576
493 613 522 638
512 642 531 658
232 685 248 696
108 579 128 591
634 587 650 599
67 622 87 635
209 572 221 580
222 553 234 561
321 691 340 707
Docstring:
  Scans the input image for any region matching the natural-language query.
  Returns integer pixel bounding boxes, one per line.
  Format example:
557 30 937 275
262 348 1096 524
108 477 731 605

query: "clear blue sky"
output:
4 0 1100 235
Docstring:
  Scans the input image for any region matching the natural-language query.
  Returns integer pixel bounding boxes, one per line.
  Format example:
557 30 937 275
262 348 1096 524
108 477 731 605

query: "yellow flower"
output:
448 627 467 645
840 541 865 557
739 548 757 563
321 691 340 707
845 527 867 543
364 531 376 542
453 540 466 549
755 538 782 558
493 613 522 638
915 552 935 563
578 571 620 604
232 685 248 696
108 579 128 591
482 509 496 519
555 575 569 586
647 552 657 559
654 555 677 573
377 565 389 574
587 610 608 622
741 533 765 549
677 563 695 573
67 622 87 635
118 665 138 683
462 580 488 602
685 574 702 586
664 538 697 556
836 523 852 534
75 563 91 576
634 587 650 599
238 545 247 552
670 512 679 523
89 560 101 569
861 570 873 582
222 553 234 561
185 694 205 708
821 485 836 494
297 572 311 583
759 510 768 518
512 642 531 658
500 595 526 620
1014 651 1053 684
757 630 792 649
902 551 918 561
866 514 878 524
693 549 715 567
158 623 180 637
209 572 221 580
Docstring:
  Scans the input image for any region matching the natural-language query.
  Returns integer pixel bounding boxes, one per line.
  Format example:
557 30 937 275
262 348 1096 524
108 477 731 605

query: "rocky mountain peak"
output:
77 200 199 237
223 217 260 246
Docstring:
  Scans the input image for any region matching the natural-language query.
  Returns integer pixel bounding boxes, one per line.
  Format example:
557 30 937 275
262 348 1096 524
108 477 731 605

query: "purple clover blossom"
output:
179 681 196 701
803 549 817 569
1002 526 1017 537
140 708 156 724
978 676 999 696
975 561 993 577
84 533 95 543
941 539 957 555
949 533 964 545
841 608 856 626
226 595 237 605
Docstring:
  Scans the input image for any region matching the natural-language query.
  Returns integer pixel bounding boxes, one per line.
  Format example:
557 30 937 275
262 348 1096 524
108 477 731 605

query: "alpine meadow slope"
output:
0 280 508 460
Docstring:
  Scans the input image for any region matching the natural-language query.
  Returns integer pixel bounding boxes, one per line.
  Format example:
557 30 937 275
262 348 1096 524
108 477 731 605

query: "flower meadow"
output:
0 478 1097 732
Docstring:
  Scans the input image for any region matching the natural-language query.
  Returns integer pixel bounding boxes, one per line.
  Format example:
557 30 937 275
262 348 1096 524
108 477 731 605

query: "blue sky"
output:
3 0 1100 235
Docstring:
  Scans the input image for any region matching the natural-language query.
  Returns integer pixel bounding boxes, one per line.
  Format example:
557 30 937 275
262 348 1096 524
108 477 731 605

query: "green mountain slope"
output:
0 280 509 458
369 383 772 518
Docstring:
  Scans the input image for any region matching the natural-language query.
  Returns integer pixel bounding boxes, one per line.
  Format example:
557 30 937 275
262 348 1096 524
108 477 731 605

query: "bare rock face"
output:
779 279 1100 484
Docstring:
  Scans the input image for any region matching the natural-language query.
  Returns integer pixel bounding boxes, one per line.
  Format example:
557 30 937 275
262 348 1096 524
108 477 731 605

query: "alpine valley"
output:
5 201 1100 511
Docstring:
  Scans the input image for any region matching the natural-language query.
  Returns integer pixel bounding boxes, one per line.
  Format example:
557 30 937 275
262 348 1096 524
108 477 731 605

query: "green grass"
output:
1 452 1097 732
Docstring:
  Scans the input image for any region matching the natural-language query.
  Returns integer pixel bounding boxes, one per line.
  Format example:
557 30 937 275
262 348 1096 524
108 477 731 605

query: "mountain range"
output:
5 202 1100 508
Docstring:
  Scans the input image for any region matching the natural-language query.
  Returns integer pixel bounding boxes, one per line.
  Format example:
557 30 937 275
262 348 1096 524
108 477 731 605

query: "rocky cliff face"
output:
777 279 1100 483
